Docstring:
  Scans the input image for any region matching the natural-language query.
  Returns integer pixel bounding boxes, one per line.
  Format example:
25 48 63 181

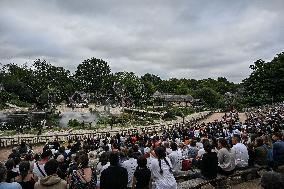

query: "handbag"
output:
181 159 192 171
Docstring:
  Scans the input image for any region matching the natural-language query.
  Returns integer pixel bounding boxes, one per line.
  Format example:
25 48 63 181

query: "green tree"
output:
192 87 224 108
114 72 146 105
141 73 161 99
175 82 190 95
1 63 34 102
243 52 284 105
32 59 74 103
74 58 111 94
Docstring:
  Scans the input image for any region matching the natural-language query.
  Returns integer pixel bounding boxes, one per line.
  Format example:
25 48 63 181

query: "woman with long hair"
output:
150 146 177 189
14 161 38 189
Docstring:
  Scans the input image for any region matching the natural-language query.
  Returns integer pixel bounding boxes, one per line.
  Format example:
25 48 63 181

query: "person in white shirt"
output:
121 149 138 188
151 146 177 189
33 150 52 179
231 136 249 168
168 142 182 172
196 138 204 150
194 130 200 138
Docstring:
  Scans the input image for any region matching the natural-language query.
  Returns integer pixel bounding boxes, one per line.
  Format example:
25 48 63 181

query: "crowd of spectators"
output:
1 104 284 189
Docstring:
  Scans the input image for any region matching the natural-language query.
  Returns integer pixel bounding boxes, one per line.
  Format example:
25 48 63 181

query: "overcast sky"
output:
0 0 283 83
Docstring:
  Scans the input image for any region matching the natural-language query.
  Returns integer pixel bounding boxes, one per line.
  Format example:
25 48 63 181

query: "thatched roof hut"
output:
152 91 195 103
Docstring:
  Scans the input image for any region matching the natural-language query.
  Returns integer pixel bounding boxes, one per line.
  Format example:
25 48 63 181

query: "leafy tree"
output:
243 52 284 105
74 58 111 94
141 73 161 99
175 82 190 95
114 72 146 105
0 91 17 104
192 87 224 108
141 73 162 86
32 59 74 103
157 79 179 93
1 63 34 102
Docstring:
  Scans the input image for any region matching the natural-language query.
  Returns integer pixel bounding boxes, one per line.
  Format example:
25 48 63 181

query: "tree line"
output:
0 52 283 110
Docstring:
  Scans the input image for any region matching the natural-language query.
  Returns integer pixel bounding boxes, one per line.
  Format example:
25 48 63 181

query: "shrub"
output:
68 119 81 128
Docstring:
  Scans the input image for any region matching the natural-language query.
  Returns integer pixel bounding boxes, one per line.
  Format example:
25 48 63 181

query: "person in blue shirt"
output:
272 132 284 168
0 162 22 189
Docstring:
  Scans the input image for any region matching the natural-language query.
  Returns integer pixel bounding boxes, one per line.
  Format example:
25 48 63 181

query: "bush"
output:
97 116 112 125
47 113 60 127
9 99 30 107
68 119 81 128
162 111 176 121
167 107 194 117
0 91 17 104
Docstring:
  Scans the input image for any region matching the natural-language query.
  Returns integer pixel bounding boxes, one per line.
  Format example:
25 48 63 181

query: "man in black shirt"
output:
100 152 128 189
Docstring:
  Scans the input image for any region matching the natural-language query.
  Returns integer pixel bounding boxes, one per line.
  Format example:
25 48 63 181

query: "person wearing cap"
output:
56 155 67 179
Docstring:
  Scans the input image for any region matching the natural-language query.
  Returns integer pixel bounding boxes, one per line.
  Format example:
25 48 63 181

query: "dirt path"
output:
199 112 247 124
198 112 224 124
238 112 247 123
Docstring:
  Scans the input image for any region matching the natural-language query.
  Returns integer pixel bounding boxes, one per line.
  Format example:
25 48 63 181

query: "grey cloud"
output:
0 0 284 83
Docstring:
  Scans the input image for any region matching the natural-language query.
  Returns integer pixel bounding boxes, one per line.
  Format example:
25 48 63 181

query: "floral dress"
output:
70 168 97 189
